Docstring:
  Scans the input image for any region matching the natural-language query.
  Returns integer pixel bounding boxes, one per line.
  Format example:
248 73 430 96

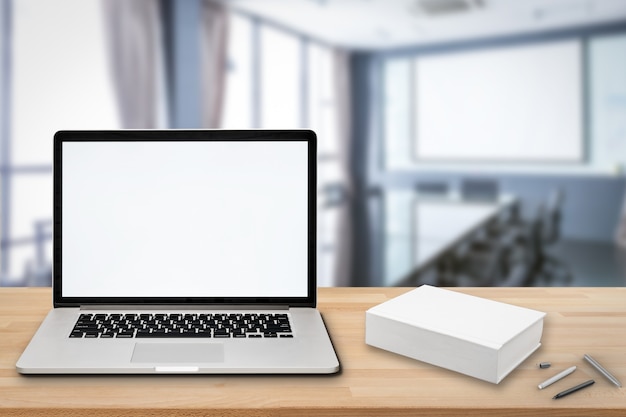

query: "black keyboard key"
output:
265 325 289 333
70 312 291 339
178 332 206 338
74 324 97 330
136 330 161 338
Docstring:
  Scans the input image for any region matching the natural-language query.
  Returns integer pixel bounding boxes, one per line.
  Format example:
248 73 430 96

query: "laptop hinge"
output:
79 305 290 311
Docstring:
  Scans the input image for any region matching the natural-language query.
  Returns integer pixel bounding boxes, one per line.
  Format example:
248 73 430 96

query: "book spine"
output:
365 311 498 383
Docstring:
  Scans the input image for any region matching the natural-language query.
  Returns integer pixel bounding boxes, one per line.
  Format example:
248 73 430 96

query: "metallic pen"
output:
583 354 622 388
538 366 577 389
553 379 595 399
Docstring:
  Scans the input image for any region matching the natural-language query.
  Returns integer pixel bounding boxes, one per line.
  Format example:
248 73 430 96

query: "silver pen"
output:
584 354 622 388
538 366 577 389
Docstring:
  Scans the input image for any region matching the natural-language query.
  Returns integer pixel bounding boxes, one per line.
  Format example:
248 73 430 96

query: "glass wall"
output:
1 4 346 287
220 13 344 286
1 0 121 285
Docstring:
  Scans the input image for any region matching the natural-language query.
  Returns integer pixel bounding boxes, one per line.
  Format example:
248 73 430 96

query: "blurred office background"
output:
1 0 626 287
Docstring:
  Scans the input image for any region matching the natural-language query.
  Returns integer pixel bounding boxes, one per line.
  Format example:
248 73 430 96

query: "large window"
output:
1 0 120 285
222 13 252 129
259 25 301 128
222 15 342 286
307 43 342 287
589 33 626 169
1 6 345 287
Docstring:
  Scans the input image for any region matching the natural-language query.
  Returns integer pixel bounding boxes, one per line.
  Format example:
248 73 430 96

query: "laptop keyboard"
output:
69 313 293 339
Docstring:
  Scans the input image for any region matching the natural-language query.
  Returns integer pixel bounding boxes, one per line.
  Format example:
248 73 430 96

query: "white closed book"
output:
365 285 546 384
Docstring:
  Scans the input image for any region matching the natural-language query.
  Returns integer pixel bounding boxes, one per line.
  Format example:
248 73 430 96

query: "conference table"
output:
384 191 517 286
1 286 625 416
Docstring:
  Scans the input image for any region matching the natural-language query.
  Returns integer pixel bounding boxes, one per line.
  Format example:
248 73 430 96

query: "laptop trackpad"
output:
131 343 224 363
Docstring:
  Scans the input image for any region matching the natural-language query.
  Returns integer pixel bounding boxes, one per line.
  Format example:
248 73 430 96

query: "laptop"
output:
16 129 340 374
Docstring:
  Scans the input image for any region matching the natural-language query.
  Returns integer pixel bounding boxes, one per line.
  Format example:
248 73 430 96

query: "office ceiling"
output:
225 0 626 50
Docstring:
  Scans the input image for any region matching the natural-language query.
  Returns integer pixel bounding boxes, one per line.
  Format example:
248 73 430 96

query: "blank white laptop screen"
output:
61 140 309 298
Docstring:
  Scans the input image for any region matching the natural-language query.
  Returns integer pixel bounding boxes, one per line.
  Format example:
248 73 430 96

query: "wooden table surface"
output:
1 287 625 416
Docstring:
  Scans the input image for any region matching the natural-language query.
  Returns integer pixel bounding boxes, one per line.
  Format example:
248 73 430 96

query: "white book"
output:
365 285 546 384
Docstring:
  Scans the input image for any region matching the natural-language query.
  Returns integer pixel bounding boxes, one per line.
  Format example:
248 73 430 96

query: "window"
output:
2 6 345 286
383 58 412 169
222 16 342 286
12 0 119 164
1 0 120 284
222 13 252 129
589 33 626 169
307 43 342 286
259 25 301 128
308 43 339 159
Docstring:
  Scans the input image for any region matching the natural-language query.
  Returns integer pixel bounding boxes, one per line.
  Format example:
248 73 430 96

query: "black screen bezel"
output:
53 129 317 308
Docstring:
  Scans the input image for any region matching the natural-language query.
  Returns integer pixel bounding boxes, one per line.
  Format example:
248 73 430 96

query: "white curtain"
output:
199 0 229 128
102 0 161 129
332 49 353 286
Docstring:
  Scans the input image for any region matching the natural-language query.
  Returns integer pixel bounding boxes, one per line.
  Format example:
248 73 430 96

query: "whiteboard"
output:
414 40 583 162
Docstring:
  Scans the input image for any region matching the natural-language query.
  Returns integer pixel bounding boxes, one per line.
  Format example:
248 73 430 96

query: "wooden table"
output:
1 287 625 416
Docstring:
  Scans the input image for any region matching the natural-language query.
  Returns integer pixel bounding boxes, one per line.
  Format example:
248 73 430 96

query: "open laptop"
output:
17 129 340 374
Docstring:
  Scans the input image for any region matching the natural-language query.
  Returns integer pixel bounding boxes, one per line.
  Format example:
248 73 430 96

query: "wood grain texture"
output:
1 287 625 416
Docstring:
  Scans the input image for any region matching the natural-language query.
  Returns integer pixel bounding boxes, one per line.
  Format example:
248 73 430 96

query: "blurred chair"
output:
454 225 524 286
534 189 571 285
500 188 571 286
415 181 449 197
541 189 564 245
414 180 511 286
497 204 545 287
433 188 571 287
461 179 499 202
452 196 541 287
